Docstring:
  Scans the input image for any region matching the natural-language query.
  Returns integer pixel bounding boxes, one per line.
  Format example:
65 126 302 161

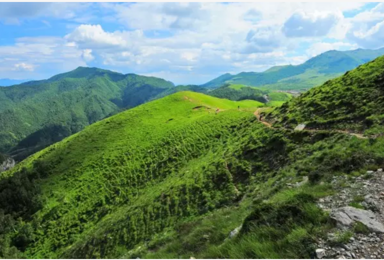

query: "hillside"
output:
267 55 384 136
208 84 292 106
1 90 384 259
0 67 174 160
202 48 384 90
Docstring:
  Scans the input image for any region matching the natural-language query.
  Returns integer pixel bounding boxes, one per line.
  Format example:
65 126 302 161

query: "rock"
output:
377 168 383 173
294 124 306 131
330 207 384 233
229 225 242 238
0 156 15 172
366 171 374 174
316 249 326 259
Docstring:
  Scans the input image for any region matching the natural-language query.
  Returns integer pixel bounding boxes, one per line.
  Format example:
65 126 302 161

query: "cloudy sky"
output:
1 2 384 84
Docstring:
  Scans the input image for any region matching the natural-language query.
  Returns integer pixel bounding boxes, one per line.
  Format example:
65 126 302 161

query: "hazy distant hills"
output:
202 48 384 90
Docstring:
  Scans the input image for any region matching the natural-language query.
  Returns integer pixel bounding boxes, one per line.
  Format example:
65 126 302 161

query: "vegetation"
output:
202 48 384 90
208 84 292 106
268 55 384 136
1 51 384 259
0 86 383 258
0 67 174 160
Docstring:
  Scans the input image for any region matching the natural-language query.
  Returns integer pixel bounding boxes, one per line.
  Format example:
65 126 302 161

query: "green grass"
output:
269 55 384 135
2 58 384 259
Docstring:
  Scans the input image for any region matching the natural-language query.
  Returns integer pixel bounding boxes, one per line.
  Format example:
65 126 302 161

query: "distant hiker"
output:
216 108 219 114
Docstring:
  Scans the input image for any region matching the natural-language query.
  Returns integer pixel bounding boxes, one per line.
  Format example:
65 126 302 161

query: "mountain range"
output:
0 67 174 160
202 48 384 90
1 54 384 258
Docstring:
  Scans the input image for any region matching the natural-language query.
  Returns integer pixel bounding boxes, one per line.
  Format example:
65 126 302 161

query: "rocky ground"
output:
0 156 15 173
316 169 384 259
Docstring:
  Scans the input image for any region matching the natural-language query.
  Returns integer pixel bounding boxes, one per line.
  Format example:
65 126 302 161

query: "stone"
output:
228 225 242 238
366 171 374 174
316 249 326 259
377 168 383 172
330 207 384 233
294 124 306 131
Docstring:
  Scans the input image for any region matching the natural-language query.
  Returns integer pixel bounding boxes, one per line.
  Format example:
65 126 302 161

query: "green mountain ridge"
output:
1 53 384 258
0 67 174 160
202 48 384 90
268 55 384 136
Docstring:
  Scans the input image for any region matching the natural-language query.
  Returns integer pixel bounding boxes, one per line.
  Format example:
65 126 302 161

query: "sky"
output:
0 2 384 85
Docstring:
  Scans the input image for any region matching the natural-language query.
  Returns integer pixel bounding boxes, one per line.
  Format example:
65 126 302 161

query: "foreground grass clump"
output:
205 193 327 259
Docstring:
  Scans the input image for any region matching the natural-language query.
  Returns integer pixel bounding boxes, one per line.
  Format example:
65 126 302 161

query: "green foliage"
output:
207 83 292 106
0 67 174 160
270 55 384 135
203 192 327 259
332 230 353 245
353 222 370 235
202 48 384 90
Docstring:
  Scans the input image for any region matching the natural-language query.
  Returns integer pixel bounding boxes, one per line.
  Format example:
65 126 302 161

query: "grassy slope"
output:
0 67 174 160
268 55 384 135
202 48 384 90
0 92 264 258
0 88 383 259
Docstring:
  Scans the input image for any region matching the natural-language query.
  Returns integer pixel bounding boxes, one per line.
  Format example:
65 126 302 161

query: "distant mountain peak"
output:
202 47 384 90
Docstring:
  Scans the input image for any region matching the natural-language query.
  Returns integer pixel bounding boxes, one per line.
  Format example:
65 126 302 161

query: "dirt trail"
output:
254 108 368 140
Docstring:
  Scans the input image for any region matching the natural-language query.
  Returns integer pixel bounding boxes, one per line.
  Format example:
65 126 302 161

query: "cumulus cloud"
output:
65 24 131 49
283 11 342 37
0 37 87 79
346 3 384 49
0 2 374 83
82 49 94 62
14 62 35 71
240 27 283 53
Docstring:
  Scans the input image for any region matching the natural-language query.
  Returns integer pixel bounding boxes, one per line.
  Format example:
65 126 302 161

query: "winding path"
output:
254 108 368 140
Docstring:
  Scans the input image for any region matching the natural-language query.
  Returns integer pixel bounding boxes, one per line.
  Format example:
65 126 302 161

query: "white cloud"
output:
82 49 94 62
0 2 374 84
14 62 35 71
65 24 132 49
346 3 384 49
306 42 358 57
282 11 342 37
0 37 87 79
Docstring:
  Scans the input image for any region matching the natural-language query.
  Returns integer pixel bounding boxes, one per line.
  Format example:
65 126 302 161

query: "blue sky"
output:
0 2 384 84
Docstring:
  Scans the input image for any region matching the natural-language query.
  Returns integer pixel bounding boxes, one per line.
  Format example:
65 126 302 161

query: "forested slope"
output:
0 67 174 160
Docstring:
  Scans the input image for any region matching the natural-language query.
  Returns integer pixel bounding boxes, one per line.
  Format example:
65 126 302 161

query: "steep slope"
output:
1 89 384 259
0 67 174 160
0 92 266 258
268 55 384 136
202 48 384 90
